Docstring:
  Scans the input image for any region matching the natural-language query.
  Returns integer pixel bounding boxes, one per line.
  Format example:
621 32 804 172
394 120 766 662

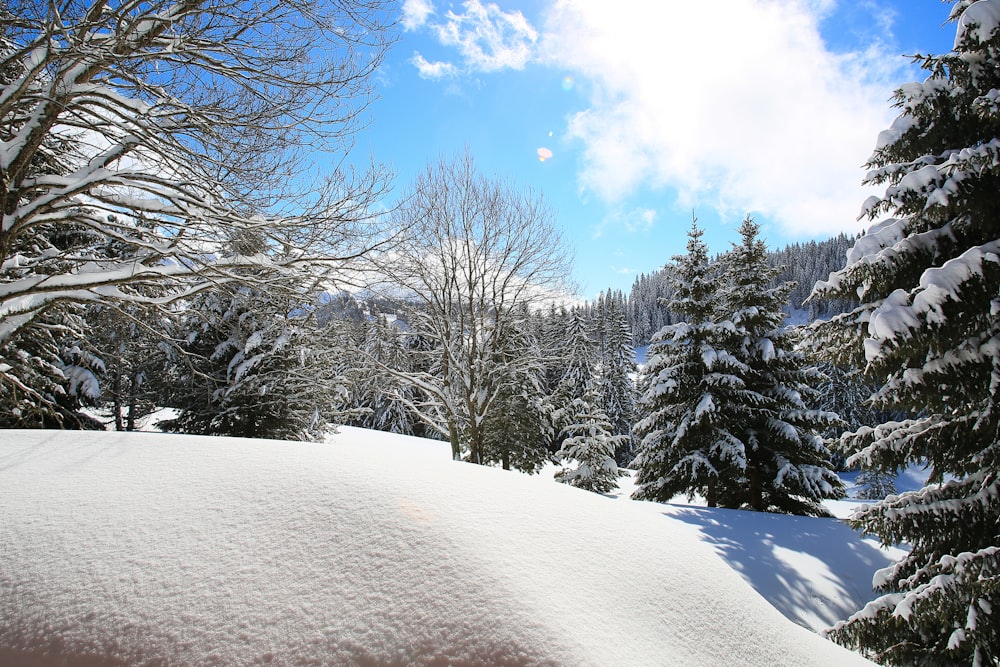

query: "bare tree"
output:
375 152 572 463
0 0 394 423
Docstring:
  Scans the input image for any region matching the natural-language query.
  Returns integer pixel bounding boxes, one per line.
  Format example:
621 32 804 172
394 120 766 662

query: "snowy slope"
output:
0 428 874 666
607 468 908 633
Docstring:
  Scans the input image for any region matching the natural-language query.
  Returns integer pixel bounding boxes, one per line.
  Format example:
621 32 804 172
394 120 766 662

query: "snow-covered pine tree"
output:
87 304 164 431
594 290 638 465
549 307 598 448
162 285 343 441
716 216 844 516
481 305 553 473
555 382 626 493
631 220 745 506
0 306 105 428
352 312 416 435
814 3 1000 662
854 467 898 500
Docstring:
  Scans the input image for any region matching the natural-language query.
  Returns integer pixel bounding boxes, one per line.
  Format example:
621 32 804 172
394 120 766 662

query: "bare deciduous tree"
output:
0 0 394 423
1 0 393 339
375 152 572 463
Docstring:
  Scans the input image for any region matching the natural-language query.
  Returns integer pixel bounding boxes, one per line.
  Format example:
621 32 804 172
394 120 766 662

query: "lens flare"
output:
561 76 574 92
537 147 553 162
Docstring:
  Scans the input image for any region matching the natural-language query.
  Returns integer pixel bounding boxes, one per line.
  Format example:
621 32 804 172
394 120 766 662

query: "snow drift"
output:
0 428 872 666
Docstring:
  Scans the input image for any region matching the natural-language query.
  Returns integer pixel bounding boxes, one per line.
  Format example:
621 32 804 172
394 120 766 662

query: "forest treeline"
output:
627 233 857 346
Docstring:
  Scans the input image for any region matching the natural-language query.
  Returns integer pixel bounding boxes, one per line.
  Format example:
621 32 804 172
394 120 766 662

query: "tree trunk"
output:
448 420 462 461
126 372 139 431
112 368 124 432
749 468 764 512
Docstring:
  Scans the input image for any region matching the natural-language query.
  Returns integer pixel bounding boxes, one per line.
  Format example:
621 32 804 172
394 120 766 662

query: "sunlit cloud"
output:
401 0 435 31
411 52 458 79
539 0 910 237
409 0 538 75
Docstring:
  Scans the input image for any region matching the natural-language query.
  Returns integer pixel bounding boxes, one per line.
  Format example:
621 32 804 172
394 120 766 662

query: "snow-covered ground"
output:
0 427 892 665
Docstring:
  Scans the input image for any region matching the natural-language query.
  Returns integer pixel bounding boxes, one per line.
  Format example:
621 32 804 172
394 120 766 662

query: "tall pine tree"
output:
716 217 843 516
555 381 626 493
814 3 1000 663
631 221 745 506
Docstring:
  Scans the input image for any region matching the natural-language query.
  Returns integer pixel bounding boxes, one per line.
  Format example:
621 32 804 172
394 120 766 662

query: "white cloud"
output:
411 52 459 79
401 0 435 31
413 0 538 74
539 0 910 237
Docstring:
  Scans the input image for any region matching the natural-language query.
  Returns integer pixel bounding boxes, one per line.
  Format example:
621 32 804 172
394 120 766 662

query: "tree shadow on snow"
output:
666 506 902 632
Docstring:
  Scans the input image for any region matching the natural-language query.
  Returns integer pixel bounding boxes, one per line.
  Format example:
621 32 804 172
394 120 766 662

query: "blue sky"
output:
354 0 957 300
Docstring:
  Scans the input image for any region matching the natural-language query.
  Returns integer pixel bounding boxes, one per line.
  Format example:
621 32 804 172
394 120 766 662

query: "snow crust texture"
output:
0 428 873 666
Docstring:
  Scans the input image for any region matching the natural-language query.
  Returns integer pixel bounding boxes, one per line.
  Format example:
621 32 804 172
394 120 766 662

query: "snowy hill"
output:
0 428 879 666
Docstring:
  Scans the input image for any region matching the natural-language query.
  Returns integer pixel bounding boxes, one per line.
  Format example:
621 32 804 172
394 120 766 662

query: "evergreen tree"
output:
555 382 626 493
351 313 416 435
550 307 598 450
814 4 1000 662
716 216 844 516
854 468 898 500
594 291 638 465
0 306 105 429
162 285 343 441
481 306 553 473
631 220 744 506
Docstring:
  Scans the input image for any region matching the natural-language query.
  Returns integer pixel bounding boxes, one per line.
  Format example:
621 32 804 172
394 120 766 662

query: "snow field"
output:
0 428 875 665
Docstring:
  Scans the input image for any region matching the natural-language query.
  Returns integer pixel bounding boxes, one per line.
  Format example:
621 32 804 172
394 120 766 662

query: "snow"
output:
956 0 1000 48
0 427 878 666
874 114 916 152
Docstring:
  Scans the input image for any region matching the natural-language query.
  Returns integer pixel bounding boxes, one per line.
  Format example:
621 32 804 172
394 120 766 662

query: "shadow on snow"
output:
665 505 901 632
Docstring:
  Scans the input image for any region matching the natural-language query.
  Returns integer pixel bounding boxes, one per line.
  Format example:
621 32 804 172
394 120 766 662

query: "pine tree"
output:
594 290 637 465
352 313 416 435
162 285 343 441
813 4 1000 662
631 220 744 506
550 307 598 450
481 306 553 473
555 382 626 493
716 216 844 516
854 468 898 500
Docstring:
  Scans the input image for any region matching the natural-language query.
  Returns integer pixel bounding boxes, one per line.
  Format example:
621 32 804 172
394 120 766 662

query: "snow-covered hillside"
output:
0 428 879 665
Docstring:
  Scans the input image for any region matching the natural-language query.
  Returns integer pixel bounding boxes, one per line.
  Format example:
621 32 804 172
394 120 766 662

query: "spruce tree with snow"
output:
162 285 344 441
482 307 553 473
716 216 844 516
550 307 598 450
351 313 416 435
594 291 638 465
854 467 898 501
87 304 164 431
555 382 626 493
631 221 745 506
0 307 105 428
812 3 1000 662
